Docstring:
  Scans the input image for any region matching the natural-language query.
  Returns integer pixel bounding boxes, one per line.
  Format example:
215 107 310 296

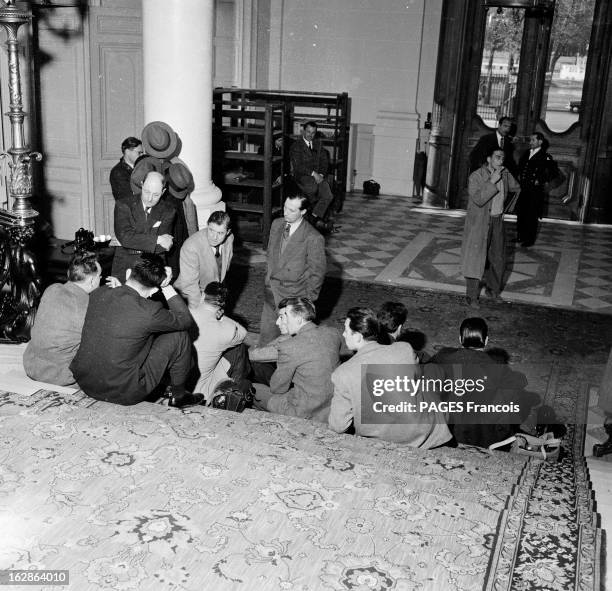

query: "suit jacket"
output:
190 304 246 400
70 285 192 405
265 217 326 305
518 149 559 191
22 282 89 386
469 132 516 176
267 322 342 422
112 195 176 281
174 230 234 308
289 137 329 191
109 158 133 201
329 341 451 447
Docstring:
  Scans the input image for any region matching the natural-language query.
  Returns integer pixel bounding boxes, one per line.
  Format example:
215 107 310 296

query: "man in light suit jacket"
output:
289 121 335 227
259 195 326 345
174 211 233 308
112 171 176 282
253 297 342 422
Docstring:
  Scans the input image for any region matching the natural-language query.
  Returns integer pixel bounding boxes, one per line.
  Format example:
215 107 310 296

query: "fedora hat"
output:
130 155 165 196
166 134 182 161
167 162 195 199
141 121 179 159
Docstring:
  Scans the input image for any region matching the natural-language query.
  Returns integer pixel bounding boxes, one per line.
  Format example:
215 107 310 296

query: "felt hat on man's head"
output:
167 162 195 200
130 155 165 196
141 121 180 159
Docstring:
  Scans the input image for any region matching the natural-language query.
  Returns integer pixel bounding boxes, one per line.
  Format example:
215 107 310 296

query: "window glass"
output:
540 0 595 132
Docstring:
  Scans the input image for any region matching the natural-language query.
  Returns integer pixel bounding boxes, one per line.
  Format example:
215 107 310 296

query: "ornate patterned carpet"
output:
0 389 601 591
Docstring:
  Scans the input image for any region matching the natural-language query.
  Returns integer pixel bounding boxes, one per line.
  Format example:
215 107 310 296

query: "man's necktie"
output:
280 223 291 254
145 207 152 218
215 245 222 281
308 141 313 151
500 137 505 149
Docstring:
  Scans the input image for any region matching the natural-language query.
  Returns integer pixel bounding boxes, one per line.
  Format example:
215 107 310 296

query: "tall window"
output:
476 8 525 126
540 0 595 132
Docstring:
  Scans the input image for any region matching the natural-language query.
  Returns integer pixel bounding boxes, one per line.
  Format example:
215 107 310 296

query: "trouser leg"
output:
483 216 505 295
258 288 280 346
140 331 192 394
311 180 335 219
465 277 480 301
222 343 252 393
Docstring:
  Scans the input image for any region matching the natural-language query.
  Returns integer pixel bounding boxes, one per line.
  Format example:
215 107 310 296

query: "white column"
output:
142 0 222 228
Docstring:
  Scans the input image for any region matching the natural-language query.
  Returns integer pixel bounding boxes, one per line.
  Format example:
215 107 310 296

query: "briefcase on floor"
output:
363 179 380 197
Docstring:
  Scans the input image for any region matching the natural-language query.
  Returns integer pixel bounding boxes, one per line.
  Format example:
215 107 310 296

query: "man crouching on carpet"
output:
71 253 203 408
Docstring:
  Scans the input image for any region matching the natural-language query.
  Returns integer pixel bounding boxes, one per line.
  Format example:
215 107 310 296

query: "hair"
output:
278 296 316 322
498 116 513 126
121 137 142 153
346 307 380 342
486 145 504 159
377 301 408 335
207 210 231 230
129 253 167 288
531 131 549 151
203 281 228 309
460 317 488 349
143 170 166 187
68 250 99 282
284 194 311 212
303 120 318 130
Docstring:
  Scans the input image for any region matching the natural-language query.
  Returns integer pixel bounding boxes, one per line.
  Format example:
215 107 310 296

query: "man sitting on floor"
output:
329 307 452 447
253 297 342 422
23 251 103 387
190 281 252 402
71 253 202 407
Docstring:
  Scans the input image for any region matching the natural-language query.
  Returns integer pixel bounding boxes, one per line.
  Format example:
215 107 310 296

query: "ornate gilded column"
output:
0 0 43 340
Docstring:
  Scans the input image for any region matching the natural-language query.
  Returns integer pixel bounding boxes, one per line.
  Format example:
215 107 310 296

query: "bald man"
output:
112 171 176 282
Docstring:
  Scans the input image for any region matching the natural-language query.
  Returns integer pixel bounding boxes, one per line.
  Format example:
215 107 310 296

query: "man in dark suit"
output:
174 211 233 308
109 136 143 201
516 132 560 247
289 121 335 229
253 297 342 422
112 171 176 282
71 253 203 407
259 195 326 345
469 116 517 176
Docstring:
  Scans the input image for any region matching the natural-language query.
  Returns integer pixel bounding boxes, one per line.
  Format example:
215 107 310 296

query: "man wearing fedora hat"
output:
112 171 176 282
110 136 143 201
175 210 234 309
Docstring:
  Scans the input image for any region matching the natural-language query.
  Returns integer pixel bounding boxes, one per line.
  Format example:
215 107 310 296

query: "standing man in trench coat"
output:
460 146 520 307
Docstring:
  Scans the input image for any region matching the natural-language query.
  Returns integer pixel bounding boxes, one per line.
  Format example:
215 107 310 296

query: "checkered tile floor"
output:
235 193 612 315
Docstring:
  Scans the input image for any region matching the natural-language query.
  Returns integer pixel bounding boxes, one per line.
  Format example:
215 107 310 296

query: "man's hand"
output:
490 168 503 185
160 266 173 288
157 234 174 251
312 171 325 184
105 276 122 288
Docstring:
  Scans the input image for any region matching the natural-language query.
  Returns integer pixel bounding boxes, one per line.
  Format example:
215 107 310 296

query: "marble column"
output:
142 0 222 228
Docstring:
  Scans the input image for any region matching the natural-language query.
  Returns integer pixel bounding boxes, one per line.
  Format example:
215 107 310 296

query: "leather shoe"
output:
168 392 205 408
484 288 501 301
465 296 479 309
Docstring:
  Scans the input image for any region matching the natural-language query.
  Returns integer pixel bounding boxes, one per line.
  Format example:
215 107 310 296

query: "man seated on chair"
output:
174 211 233 308
71 253 202 408
253 297 342 422
190 281 252 403
329 307 452 447
23 251 103 387
289 120 335 231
